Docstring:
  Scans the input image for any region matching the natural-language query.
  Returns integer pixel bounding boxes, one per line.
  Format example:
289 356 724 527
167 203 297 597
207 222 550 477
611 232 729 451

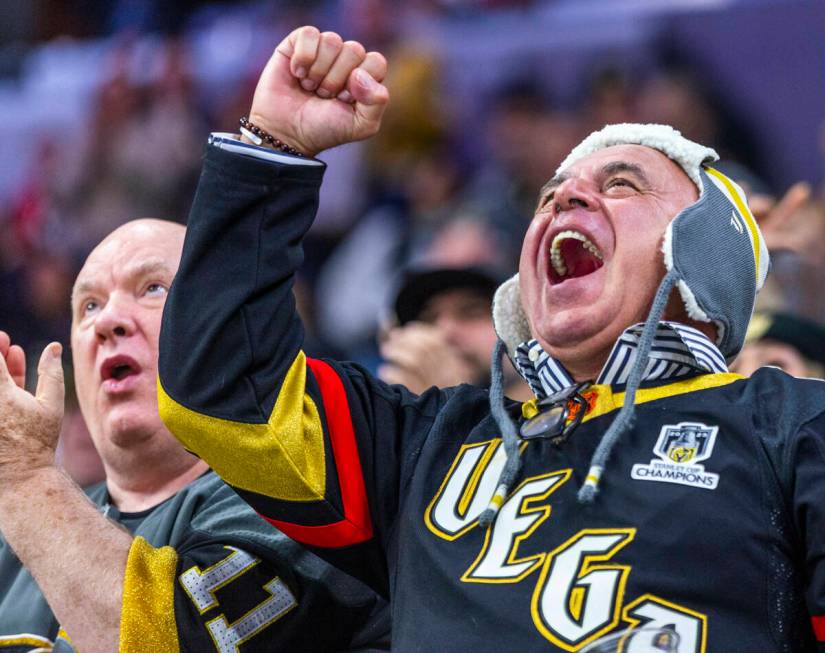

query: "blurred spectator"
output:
464 80 585 262
338 0 400 52
312 43 463 356
293 273 346 360
314 145 469 355
754 186 824 266
419 215 507 270
749 184 825 323
379 266 531 400
5 139 76 258
0 251 73 355
636 67 764 181
731 312 825 379
365 45 450 188
581 67 636 133
636 70 719 149
69 40 203 251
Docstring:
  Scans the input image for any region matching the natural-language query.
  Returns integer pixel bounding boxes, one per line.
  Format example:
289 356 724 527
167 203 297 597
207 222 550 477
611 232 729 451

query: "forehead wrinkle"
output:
71 257 175 304
126 258 177 281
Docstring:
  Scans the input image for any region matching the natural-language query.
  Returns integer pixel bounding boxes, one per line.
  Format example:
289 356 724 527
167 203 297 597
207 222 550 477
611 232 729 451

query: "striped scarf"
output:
514 321 728 399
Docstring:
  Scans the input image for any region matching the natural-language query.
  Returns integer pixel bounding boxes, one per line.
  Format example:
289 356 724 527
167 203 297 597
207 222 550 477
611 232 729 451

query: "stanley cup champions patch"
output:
631 422 720 490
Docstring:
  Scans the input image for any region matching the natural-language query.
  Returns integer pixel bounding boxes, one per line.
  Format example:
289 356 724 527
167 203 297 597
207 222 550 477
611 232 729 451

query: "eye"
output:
74 296 102 320
144 282 168 297
538 191 556 210
604 177 636 192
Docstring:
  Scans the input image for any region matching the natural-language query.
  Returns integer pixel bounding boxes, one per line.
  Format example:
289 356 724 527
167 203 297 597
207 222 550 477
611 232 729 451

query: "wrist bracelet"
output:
239 116 305 157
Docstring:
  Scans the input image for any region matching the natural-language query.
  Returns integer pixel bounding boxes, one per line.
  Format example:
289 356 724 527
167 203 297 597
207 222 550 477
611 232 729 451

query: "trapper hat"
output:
480 124 770 522
493 123 770 362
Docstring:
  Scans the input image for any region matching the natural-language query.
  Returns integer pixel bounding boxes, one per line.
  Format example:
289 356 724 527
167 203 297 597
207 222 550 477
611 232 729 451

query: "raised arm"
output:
158 28 449 592
0 334 131 652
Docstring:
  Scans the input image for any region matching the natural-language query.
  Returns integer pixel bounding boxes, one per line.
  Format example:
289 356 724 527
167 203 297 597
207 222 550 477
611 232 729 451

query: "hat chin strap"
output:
577 268 679 502
485 268 680 517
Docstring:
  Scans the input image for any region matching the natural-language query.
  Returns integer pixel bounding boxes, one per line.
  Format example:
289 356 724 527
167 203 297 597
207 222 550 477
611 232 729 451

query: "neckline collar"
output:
514 321 728 399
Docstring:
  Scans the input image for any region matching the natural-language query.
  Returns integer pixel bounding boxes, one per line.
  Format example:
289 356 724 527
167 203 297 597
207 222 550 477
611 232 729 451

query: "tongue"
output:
561 239 602 279
112 366 135 381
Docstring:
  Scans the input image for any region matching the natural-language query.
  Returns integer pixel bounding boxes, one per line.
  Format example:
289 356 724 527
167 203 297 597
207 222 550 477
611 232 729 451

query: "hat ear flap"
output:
664 168 769 360
492 274 531 359
704 168 771 291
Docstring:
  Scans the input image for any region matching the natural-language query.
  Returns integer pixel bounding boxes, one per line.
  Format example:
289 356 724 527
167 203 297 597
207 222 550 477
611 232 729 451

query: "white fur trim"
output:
714 319 727 351
492 274 531 358
677 279 709 323
663 222 713 322
662 222 675 272
556 123 718 193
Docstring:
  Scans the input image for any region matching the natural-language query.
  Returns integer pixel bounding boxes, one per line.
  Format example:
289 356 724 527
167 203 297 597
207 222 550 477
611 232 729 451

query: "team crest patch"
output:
631 422 720 490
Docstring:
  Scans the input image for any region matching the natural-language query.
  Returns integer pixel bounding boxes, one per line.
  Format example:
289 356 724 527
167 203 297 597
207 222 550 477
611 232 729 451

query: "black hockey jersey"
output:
159 139 825 652
0 471 387 652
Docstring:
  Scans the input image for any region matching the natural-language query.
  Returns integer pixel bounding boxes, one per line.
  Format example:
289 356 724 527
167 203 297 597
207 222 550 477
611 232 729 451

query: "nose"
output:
94 294 136 344
553 177 598 214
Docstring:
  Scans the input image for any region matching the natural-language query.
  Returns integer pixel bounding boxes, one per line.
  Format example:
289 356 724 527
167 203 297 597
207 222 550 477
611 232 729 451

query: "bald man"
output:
0 220 386 652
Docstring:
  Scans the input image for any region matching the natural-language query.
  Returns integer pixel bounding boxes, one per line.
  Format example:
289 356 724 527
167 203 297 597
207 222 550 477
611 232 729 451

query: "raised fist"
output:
247 26 389 158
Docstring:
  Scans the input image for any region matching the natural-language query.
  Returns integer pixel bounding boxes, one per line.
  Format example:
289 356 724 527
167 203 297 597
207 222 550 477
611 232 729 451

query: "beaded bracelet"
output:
239 116 305 157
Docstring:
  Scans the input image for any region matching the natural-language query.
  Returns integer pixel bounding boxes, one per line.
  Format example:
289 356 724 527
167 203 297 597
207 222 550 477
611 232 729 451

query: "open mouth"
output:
548 230 604 284
100 355 141 383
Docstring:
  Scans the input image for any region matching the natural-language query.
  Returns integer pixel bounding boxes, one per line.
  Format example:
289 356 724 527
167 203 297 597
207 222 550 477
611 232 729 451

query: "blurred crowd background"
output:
1 0 824 484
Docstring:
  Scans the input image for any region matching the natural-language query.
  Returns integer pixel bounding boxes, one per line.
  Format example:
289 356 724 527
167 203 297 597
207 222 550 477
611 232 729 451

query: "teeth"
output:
550 230 603 277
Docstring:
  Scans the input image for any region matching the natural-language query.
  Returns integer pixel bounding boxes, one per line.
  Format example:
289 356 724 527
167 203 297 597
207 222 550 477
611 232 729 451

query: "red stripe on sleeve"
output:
264 358 373 548
812 616 825 641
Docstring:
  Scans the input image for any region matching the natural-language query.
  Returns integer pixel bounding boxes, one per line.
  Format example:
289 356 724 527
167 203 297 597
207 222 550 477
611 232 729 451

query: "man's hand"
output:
750 182 825 264
248 26 389 157
378 323 477 394
0 332 128 652
0 331 64 484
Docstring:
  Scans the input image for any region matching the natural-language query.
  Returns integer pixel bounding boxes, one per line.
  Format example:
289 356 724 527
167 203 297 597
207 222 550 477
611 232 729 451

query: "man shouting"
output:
159 25 825 651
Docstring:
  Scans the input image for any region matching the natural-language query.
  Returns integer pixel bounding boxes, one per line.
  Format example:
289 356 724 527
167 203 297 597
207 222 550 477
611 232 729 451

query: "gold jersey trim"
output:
120 537 179 652
522 373 743 423
158 351 327 502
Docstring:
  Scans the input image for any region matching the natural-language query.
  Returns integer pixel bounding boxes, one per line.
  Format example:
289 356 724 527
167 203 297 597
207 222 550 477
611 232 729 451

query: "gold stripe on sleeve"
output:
158 352 327 502
0 634 54 649
120 537 179 653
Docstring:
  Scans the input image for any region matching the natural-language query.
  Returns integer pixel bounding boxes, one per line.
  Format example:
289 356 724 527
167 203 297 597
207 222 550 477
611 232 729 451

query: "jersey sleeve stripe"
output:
812 616 825 641
120 536 180 652
158 351 328 502
263 358 373 548
0 634 54 648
